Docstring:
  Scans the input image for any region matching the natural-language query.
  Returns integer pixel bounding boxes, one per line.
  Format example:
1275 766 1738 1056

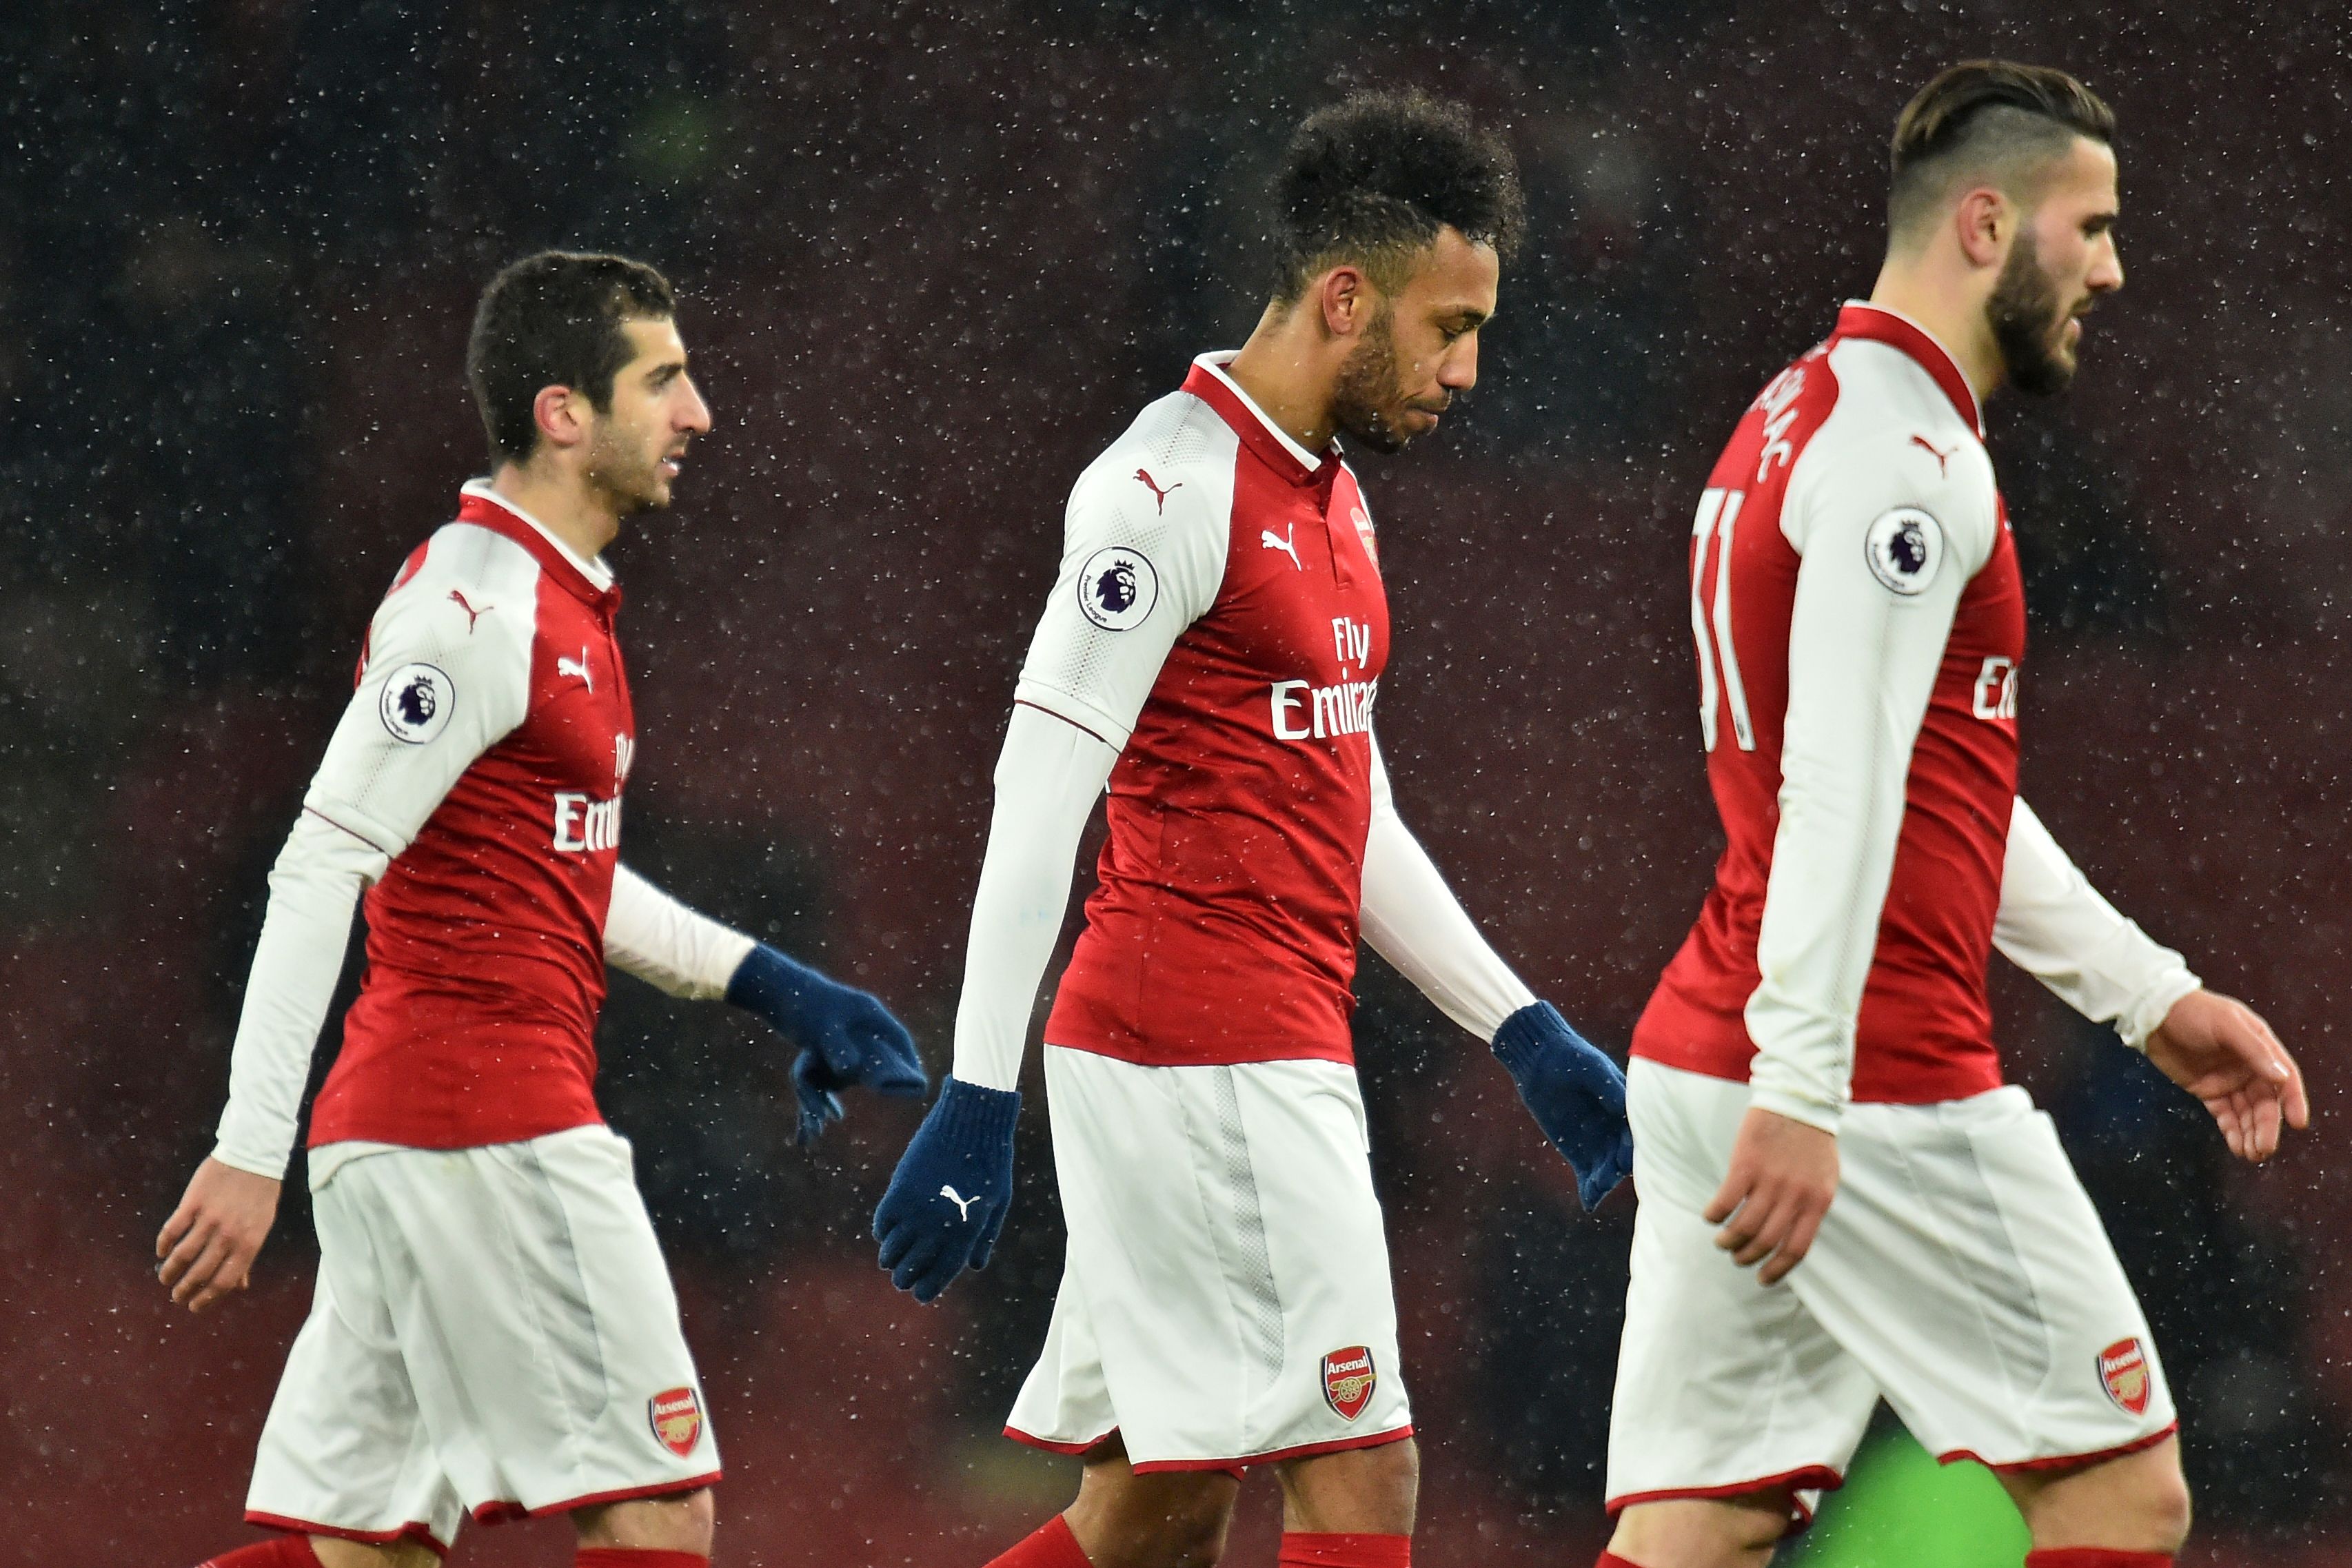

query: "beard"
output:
1328 303 1415 454
1985 230 2080 396
583 423 671 516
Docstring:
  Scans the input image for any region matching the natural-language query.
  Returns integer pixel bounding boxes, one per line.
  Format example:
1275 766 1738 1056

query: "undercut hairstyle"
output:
466 250 677 464
1887 61 2116 242
1272 89 1525 305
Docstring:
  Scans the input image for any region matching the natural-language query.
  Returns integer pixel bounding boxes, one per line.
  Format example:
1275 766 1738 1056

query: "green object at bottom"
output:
1783 1421 2031 1568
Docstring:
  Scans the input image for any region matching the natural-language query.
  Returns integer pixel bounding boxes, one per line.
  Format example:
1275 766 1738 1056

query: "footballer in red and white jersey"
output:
875 94 1632 1568
161 252 924 1567
1603 65 2307 1567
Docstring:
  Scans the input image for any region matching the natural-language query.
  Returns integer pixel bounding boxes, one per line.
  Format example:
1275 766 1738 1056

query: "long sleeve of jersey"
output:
605 864 757 1001
1744 438 2001 1133
1996 797 2200 1048
210 569 531 1178
948 705 1122 1090
950 453 1228 1088
1359 737 1537 1040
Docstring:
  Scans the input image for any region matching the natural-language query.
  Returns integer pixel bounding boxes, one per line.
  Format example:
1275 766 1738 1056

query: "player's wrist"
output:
1747 1086 1844 1137
930 1077 1022 1148
1489 999 1572 1077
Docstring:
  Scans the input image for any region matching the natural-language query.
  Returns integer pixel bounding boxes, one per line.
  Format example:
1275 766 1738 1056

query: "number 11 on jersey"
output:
1690 487 1756 754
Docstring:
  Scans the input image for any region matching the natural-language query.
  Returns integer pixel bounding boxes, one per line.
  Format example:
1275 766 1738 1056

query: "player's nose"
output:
1439 336 1479 393
678 376 713 433
2089 238 2123 294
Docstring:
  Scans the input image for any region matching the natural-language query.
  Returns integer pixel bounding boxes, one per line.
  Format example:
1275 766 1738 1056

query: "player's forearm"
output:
605 863 757 1001
950 704 1117 1092
1359 754 1535 1040
212 811 384 1178
1995 797 2199 1048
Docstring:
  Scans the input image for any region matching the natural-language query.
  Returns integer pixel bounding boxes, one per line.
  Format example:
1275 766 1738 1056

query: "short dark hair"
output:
465 250 677 464
1889 62 2116 239
1273 89 1525 305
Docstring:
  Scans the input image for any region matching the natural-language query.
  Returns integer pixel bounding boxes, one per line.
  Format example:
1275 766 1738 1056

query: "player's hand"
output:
725 943 929 1143
1705 1107 1838 1286
1490 1001 1635 1210
872 1077 1020 1303
156 1157 281 1313
2145 988 2308 1163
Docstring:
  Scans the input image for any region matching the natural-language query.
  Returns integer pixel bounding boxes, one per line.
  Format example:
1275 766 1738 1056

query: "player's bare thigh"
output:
1998 1435 2192 1554
1605 1490 1796 1568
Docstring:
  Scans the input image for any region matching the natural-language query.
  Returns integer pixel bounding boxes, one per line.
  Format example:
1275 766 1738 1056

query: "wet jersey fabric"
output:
304 485 636 1149
1015 354 1390 1068
1634 303 2024 1113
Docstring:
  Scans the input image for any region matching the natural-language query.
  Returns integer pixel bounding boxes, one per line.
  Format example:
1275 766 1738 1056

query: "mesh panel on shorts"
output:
1208 1066 1287 1381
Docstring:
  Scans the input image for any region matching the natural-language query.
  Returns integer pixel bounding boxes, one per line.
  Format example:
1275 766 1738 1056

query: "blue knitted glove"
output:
1492 1001 1634 1210
725 944 927 1144
872 1077 1020 1303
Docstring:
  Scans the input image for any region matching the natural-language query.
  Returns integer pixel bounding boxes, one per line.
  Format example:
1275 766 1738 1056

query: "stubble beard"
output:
1329 304 1412 455
1985 230 2080 397
585 424 671 518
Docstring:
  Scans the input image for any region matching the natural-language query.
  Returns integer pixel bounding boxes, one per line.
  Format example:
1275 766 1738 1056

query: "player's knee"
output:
2141 1467 2193 1551
573 1485 715 1554
1608 1495 1788 1568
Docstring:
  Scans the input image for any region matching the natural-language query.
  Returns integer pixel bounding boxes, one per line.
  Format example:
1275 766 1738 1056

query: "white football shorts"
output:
1006 1047 1413 1472
1608 1059 2176 1523
245 1126 719 1553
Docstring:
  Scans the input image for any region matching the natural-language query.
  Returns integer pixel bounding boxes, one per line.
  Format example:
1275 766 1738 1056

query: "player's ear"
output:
1318 265 1370 341
531 383 591 451
1954 186 2008 271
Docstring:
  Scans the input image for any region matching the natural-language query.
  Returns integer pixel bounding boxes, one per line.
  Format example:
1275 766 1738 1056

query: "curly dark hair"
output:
1273 89 1525 305
1888 62 2115 238
466 250 677 464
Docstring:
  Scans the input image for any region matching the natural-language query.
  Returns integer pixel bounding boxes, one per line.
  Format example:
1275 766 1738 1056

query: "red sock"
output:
1279 1534 1410 1567
201 1539 325 1568
2026 1553 2171 1568
986 1515 1094 1568
576 1551 709 1568
1596 1557 1643 1568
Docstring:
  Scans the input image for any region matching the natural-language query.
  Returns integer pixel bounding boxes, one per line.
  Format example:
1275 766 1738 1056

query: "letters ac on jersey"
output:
1034 356 1390 1066
307 488 636 1149
1635 305 2028 1103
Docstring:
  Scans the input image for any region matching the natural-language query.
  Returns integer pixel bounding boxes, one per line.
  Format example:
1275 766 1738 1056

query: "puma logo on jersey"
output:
1910 434 1957 476
447 589 491 631
557 646 594 691
1261 523 1302 571
940 1185 979 1220
1134 468 1183 513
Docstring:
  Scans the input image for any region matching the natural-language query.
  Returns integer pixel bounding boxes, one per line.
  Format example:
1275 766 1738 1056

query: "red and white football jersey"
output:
1015 354 1390 1066
300 484 636 1149
1634 303 2025 1117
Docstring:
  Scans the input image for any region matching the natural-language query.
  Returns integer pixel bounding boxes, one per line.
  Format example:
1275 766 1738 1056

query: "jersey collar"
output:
1832 301 1985 438
457 480 618 600
1182 352 1336 486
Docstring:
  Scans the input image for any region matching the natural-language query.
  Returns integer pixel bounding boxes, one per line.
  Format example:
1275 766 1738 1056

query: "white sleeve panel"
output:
605 864 757 1001
1011 446 1230 749
1745 418 2001 1132
949 703 1121 1091
301 537 535 857
1996 797 2200 1049
1359 737 1538 1041
212 529 536 1179
211 811 389 1179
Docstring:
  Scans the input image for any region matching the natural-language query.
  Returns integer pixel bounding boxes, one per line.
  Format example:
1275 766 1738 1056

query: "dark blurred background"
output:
1 3 2345 1563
